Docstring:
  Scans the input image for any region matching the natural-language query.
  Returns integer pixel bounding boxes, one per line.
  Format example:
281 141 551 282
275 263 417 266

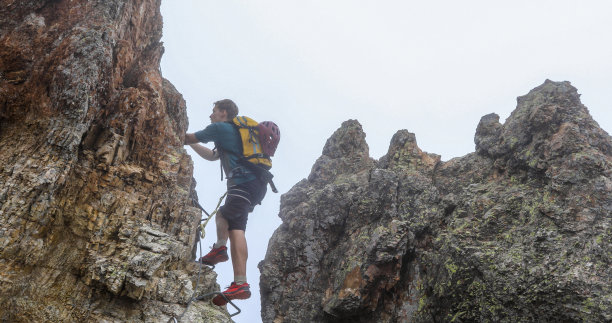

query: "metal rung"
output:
196 291 242 317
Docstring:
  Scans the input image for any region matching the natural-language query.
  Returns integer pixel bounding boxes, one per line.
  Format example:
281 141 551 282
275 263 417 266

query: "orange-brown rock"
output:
0 1 229 322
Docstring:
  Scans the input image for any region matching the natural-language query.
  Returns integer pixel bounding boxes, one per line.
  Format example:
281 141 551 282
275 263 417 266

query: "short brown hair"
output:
214 99 239 120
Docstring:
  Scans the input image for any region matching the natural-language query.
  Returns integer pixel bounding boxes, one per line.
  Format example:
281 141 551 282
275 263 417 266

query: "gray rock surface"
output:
260 80 612 322
0 1 230 322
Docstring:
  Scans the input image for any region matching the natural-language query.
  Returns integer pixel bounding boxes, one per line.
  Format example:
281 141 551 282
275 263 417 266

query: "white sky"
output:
160 1 611 321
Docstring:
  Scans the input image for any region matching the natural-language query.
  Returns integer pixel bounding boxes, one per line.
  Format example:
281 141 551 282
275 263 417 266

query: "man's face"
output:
210 106 228 123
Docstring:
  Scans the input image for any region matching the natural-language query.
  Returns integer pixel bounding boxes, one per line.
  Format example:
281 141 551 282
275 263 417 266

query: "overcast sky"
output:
160 1 611 321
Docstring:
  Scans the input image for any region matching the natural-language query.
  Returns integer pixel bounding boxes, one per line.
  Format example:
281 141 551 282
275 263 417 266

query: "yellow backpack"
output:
231 116 272 169
229 116 278 192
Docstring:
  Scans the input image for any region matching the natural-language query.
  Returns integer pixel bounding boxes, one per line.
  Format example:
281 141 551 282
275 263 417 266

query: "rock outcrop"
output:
260 80 612 322
0 1 229 322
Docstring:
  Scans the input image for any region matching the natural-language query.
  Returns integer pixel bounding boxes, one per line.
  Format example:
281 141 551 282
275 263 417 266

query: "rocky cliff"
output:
0 1 230 322
260 80 612 322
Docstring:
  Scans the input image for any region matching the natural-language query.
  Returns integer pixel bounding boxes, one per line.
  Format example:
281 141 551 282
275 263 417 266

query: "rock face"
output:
0 1 230 322
260 80 612 322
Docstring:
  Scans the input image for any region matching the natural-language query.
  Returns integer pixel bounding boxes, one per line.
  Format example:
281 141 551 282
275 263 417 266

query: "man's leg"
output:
228 229 248 283
198 211 230 265
212 227 250 306
212 179 265 305
215 210 230 244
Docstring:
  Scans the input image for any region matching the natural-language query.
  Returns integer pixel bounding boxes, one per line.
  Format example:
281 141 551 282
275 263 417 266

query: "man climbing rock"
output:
184 99 268 306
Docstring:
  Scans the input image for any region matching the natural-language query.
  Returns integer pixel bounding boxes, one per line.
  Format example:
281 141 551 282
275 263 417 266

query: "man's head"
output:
210 99 238 123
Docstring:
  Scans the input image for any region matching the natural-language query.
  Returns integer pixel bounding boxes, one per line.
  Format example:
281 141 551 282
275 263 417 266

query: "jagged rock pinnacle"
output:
260 80 612 322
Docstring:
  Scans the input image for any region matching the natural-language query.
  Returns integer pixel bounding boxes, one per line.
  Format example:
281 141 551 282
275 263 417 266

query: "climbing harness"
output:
167 196 241 322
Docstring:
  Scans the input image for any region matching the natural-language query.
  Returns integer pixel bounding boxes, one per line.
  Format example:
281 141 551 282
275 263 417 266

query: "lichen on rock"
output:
0 1 230 322
260 80 612 322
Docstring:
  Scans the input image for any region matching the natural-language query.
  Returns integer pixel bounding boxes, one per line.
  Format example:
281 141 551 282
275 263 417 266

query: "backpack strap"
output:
238 158 278 193
244 153 269 161
213 147 224 181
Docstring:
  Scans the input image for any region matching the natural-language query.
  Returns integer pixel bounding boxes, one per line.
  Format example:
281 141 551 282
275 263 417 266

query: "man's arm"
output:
184 133 199 145
189 143 219 161
184 132 218 161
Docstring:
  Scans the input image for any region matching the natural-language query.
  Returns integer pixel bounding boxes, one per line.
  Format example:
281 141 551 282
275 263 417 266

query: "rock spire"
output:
260 80 612 322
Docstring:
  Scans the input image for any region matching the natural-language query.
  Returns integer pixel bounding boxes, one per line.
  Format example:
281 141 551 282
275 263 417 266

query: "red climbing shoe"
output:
212 282 251 306
198 245 229 265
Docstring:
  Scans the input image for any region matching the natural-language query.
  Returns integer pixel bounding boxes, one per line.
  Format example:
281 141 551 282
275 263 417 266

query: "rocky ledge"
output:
259 80 612 322
0 1 230 322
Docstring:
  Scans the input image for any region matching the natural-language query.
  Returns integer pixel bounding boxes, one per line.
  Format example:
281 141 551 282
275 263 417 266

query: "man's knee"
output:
216 210 225 221
216 211 228 226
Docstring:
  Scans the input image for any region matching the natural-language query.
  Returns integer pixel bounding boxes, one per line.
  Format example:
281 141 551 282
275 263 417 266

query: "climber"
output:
183 99 267 306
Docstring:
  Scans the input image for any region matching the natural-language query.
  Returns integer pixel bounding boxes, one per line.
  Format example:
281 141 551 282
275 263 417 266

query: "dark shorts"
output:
219 178 267 231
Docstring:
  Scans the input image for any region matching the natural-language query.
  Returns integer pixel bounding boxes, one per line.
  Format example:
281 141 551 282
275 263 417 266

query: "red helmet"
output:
258 121 280 156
